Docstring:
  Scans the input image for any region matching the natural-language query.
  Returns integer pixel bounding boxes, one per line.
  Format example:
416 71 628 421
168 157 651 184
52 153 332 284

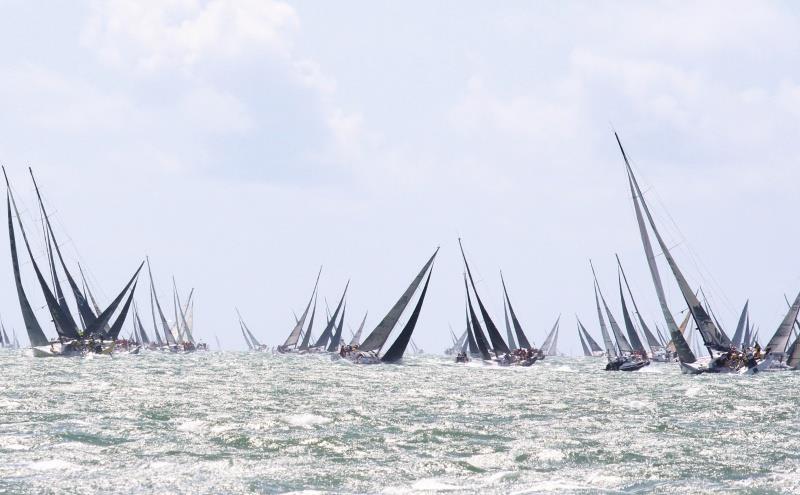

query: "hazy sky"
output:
2 1 800 353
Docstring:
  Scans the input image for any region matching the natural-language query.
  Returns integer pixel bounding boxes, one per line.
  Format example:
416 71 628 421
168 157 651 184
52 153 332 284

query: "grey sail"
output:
466 277 492 360
578 323 591 356
134 302 151 345
44 229 79 333
150 276 175 346
8 186 80 340
503 300 517 350
743 314 752 348
459 240 510 355
349 311 367 346
501 272 532 349
731 300 749 348
548 325 560 356
174 284 195 344
541 316 560 354
593 280 616 358
313 282 349 349
240 320 253 350
382 267 434 363
618 274 647 353
360 249 438 352
327 303 346 352
577 317 602 353
79 265 110 333
765 290 800 356
1 324 10 347
242 319 261 347
465 306 479 356
5 192 49 347
285 268 321 348
299 294 318 350
617 134 696 362
616 254 662 351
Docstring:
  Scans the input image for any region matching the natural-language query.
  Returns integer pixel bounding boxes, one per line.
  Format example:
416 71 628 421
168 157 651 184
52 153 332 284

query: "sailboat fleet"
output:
5 132 800 376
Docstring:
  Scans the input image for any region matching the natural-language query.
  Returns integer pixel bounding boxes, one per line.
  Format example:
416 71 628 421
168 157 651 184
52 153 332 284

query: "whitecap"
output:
283 413 331 428
411 478 461 491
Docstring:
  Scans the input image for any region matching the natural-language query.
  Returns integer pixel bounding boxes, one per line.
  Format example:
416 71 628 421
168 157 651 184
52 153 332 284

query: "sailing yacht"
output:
5 168 141 357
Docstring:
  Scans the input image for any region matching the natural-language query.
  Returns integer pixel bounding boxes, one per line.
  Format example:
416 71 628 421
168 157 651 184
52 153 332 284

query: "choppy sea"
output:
0 350 798 494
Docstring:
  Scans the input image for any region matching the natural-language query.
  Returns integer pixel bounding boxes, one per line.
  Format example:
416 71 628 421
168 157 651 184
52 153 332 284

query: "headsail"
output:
578 323 591 356
765 290 800 356
731 301 749 348
312 281 349 349
349 311 367 346
326 302 347 352
465 276 492 360
592 277 616 358
577 316 603 353
503 299 517 351
360 248 438 352
618 273 647 353
299 294 318 350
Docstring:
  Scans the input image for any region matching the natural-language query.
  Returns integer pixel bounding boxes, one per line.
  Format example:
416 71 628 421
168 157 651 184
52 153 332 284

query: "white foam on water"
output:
29 459 75 471
283 413 331 428
177 419 207 432
411 478 461 491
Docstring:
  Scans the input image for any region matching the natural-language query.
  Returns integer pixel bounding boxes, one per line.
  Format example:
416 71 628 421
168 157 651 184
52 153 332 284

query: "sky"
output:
1 0 800 353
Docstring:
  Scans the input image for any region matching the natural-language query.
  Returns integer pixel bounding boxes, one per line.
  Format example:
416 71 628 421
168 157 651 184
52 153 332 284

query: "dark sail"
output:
503 300 517 350
312 281 349 349
147 259 176 345
7 185 80 340
592 277 616 358
85 262 144 337
327 303 347 352
577 317 602 353
44 229 78 333
466 277 492 360
360 248 439 352
618 274 647 353
285 268 321 348
465 306 479 356
501 272 532 349
578 323 591 356
731 301 749 348
29 168 97 330
459 240 510 354
765 290 800 355
382 268 433 363
134 302 151 345
5 192 48 346
106 281 138 340
616 254 662 350
299 294 318 350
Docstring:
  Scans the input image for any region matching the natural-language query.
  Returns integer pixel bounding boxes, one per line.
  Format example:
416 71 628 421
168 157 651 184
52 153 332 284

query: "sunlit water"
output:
1 350 799 494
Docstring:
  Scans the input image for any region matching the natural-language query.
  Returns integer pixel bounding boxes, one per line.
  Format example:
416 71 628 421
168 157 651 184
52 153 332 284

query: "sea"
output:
0 350 798 494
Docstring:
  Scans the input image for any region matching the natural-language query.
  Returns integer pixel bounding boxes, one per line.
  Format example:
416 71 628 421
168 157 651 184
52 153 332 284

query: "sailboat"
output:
341 248 437 364
5 168 142 357
576 316 604 357
237 308 268 352
590 260 649 371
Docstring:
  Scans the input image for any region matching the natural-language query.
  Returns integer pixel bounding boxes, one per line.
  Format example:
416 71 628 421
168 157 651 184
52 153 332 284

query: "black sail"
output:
503 301 517 351
501 272 532 349
85 262 144 337
381 268 433 363
5 192 48 346
577 317 603 353
29 168 96 330
465 306 479 356
327 303 347 352
8 185 80 339
360 248 439 352
313 281 349 349
106 281 138 340
459 240 510 354
134 302 151 344
299 294 318 350
618 275 647 353
466 278 492 360
578 324 591 356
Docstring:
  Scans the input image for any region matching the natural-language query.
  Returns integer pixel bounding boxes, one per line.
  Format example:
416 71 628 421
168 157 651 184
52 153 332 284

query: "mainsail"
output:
466 277 492 360
577 316 602 354
459 240 510 354
360 248 439 352
503 300 517 350
593 280 616 358
616 133 696 363
540 316 560 354
617 254 663 352
765 290 800 356
618 274 647 353
299 294 318 350
501 272 532 349
5 191 48 347
465 306 479 356
326 303 347 352
578 324 591 356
